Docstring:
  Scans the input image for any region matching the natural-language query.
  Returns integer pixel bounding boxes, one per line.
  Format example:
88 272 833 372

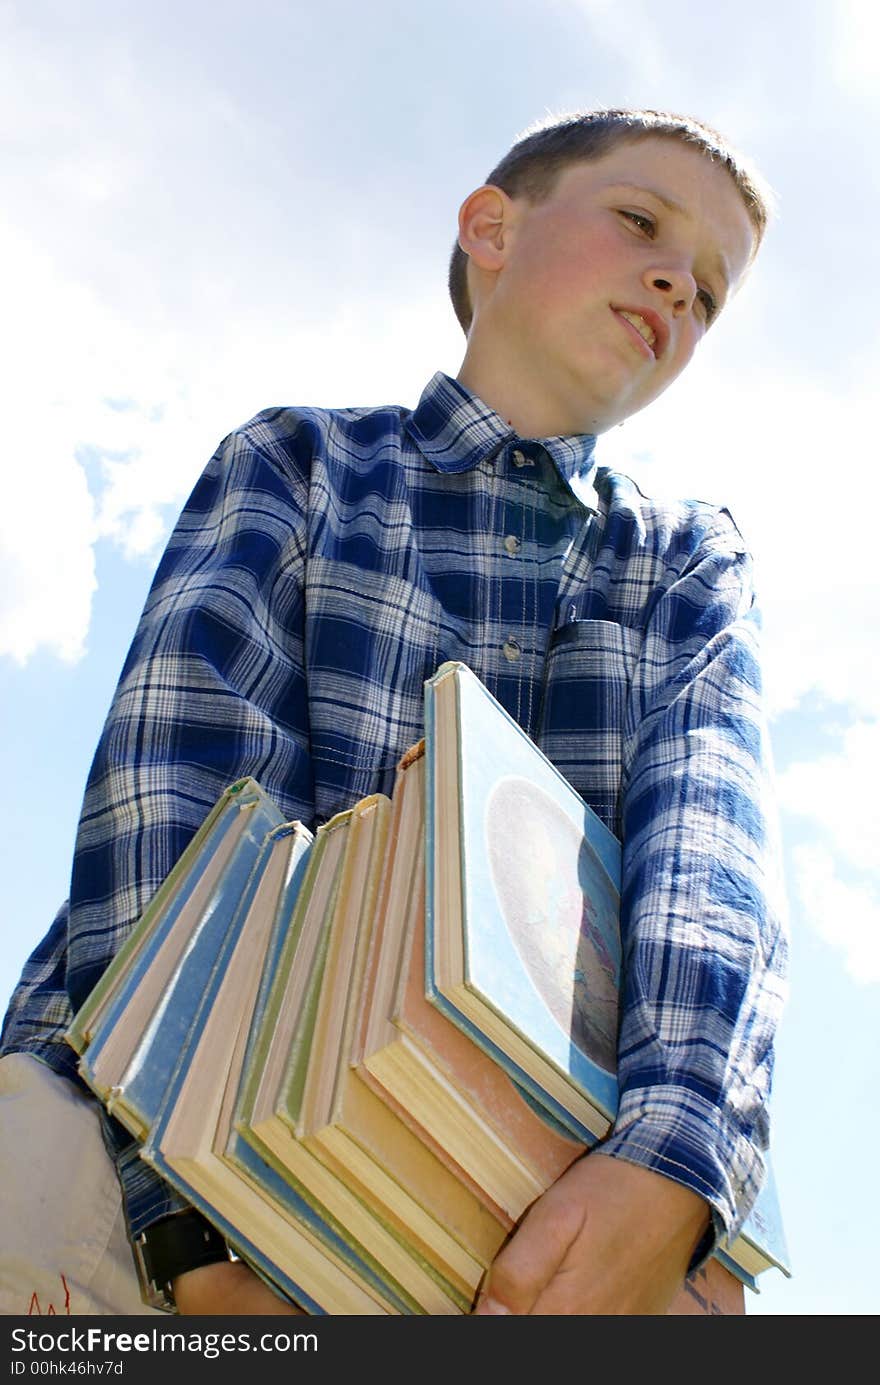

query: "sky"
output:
1 0 877 1316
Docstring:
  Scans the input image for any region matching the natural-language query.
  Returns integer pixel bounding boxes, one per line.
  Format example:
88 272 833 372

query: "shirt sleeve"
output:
65 418 316 1240
596 514 790 1259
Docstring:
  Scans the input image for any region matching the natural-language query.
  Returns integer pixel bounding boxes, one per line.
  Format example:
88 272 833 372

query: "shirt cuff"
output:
597 1084 767 1267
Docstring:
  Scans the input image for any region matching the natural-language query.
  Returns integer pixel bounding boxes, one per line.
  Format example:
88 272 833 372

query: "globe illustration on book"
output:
484 776 620 1074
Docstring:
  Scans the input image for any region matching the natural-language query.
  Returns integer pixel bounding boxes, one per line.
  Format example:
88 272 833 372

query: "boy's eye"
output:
619 209 655 236
697 288 718 324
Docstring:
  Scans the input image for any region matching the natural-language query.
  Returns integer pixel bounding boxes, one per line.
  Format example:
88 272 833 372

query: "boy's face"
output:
459 136 757 437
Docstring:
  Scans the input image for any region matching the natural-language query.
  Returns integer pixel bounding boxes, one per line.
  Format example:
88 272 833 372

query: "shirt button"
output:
503 534 521 556
511 448 532 468
502 637 522 662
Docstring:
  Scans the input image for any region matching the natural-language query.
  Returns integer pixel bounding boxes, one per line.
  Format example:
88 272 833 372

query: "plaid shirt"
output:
1 371 788 1257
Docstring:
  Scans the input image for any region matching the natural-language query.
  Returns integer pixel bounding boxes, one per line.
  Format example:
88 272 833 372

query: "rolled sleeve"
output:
601 522 789 1253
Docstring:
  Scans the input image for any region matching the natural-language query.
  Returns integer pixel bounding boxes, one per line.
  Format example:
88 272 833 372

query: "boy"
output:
0 107 788 1317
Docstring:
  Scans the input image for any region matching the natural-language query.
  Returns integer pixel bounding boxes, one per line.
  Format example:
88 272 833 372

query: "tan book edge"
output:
297 795 393 1137
243 813 353 1135
295 755 506 1294
238 799 466 1315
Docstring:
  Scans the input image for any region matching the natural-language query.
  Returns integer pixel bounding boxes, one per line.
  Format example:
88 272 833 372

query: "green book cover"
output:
234 810 352 1143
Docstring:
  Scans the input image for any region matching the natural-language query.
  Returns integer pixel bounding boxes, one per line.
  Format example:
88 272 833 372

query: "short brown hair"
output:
448 107 774 334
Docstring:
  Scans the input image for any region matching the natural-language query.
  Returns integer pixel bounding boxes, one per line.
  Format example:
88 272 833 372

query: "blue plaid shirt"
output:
1 371 788 1260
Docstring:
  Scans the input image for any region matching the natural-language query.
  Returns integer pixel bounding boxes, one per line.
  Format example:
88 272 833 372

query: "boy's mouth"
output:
613 307 668 360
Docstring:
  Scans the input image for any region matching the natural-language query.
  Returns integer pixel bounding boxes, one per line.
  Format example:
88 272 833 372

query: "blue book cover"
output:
724 1153 792 1286
68 779 270 1060
80 784 287 1133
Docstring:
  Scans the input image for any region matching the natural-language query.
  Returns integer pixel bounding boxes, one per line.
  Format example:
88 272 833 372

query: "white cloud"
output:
787 842 880 986
0 196 461 663
2 0 875 707
777 719 880 875
0 222 177 662
0 228 99 663
0 424 96 665
776 720 880 985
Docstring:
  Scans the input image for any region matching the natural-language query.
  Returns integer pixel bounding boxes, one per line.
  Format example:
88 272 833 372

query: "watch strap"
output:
134 1210 231 1311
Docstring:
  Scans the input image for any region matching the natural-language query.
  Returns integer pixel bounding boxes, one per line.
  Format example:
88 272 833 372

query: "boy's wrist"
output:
171 1260 245 1315
172 1260 306 1315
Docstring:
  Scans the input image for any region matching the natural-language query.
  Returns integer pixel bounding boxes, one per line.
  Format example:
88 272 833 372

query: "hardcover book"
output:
423 659 622 1142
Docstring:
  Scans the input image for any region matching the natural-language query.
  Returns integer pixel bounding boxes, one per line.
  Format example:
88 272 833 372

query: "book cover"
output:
423 660 622 1141
72 781 286 1119
65 779 265 1059
723 1154 792 1286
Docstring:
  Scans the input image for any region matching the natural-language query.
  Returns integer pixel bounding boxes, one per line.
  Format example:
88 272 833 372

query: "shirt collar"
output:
405 372 598 496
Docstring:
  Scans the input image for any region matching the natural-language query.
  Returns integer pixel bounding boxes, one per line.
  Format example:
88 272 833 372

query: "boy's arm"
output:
478 518 789 1314
65 418 316 1306
172 1262 306 1316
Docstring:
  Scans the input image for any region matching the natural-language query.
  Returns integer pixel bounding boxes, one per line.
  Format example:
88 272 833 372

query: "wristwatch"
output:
134 1210 233 1311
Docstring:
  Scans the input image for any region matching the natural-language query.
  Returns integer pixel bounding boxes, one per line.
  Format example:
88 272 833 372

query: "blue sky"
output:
1 0 878 1316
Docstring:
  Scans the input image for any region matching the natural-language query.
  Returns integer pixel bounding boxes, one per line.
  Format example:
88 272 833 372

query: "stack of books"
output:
66 660 790 1316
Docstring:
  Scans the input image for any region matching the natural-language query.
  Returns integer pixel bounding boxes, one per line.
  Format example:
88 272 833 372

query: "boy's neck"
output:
456 345 599 441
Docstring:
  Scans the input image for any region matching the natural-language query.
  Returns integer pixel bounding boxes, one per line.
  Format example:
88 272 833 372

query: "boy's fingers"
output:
473 1176 588 1315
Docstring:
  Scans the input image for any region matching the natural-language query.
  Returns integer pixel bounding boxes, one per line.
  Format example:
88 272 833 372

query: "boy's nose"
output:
643 265 697 316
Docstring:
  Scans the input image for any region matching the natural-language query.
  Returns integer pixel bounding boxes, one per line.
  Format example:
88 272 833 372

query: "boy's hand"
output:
172 1259 306 1315
473 1152 710 1315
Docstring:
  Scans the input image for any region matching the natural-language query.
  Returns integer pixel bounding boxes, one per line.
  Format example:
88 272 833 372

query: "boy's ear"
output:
456 184 515 273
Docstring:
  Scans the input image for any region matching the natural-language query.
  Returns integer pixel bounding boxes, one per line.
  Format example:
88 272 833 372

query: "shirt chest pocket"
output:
536 619 642 837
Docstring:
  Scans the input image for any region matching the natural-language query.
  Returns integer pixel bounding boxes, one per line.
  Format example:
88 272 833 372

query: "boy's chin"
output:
561 377 665 436
590 385 672 435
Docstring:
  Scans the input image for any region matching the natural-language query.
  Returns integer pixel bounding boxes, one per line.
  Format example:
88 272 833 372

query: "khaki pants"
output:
0 1053 163 1316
